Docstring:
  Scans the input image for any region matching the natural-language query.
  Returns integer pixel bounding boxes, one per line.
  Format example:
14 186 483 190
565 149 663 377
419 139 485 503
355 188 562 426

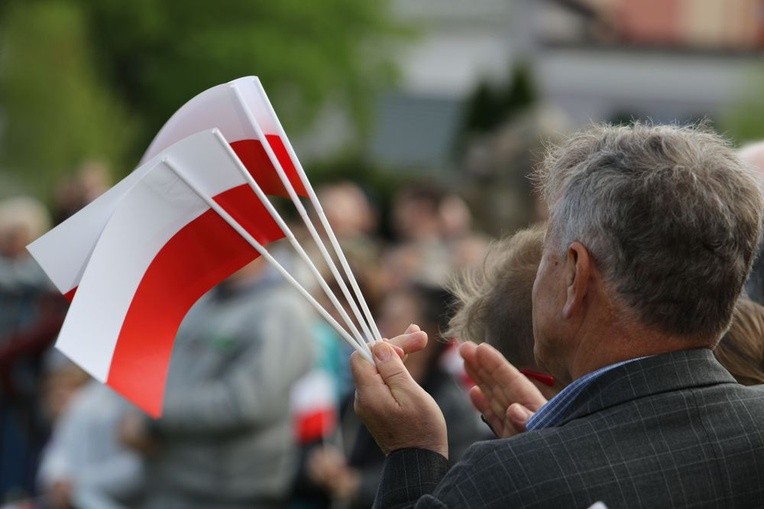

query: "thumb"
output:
372 342 415 391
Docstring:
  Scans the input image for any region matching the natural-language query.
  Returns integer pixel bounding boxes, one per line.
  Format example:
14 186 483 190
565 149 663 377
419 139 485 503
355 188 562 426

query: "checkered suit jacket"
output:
374 348 764 508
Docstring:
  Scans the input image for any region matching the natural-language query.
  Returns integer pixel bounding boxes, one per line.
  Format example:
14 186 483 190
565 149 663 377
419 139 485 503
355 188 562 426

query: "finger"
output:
507 403 534 434
473 343 547 411
387 329 427 355
405 323 421 333
462 343 512 412
469 386 504 437
381 339 407 359
468 385 491 416
458 341 478 373
371 342 417 396
350 350 386 394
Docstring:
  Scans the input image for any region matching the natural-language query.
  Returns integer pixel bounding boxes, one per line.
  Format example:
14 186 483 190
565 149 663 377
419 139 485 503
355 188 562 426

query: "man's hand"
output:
352 328 448 458
460 342 547 438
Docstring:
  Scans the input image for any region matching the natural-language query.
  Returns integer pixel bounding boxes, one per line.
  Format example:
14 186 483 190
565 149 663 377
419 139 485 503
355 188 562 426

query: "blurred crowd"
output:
3 132 764 509
0 157 512 508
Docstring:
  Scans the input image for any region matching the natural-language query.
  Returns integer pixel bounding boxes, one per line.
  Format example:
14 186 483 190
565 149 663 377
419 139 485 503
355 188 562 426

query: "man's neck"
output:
567 321 712 381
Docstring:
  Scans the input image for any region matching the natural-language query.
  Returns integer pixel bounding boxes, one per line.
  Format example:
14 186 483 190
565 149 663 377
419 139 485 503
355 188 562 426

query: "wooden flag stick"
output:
211 130 371 354
230 84 380 343
164 156 372 361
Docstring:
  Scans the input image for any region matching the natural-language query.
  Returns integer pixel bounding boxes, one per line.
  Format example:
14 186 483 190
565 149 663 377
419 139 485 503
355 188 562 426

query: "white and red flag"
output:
54 130 284 417
290 370 339 444
27 77 305 302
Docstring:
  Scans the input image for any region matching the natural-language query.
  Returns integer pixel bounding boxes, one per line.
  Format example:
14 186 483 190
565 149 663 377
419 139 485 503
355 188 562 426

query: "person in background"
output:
387 186 452 287
716 296 764 386
0 196 65 502
52 161 111 225
38 372 143 509
739 141 764 305
121 254 315 509
445 224 561 398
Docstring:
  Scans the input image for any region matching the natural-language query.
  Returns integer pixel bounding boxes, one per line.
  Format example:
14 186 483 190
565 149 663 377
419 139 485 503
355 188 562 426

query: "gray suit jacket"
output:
375 349 764 508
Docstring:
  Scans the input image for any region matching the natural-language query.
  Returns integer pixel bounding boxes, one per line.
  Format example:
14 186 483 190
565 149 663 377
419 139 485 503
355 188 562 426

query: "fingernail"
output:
374 343 391 362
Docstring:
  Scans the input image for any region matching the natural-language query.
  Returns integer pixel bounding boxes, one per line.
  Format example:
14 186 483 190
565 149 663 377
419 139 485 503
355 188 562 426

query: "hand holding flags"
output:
28 77 380 417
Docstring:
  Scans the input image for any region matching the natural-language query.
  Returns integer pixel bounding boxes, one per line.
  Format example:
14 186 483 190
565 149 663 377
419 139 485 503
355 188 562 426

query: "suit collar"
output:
558 348 737 426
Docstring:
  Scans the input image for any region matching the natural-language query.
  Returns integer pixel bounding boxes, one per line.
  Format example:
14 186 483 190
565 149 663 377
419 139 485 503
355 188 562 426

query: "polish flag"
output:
141 76 306 198
55 130 284 417
27 76 304 302
290 369 338 443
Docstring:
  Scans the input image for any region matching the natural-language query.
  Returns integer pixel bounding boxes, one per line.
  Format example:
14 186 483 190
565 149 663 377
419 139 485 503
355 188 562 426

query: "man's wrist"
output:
376 448 449 507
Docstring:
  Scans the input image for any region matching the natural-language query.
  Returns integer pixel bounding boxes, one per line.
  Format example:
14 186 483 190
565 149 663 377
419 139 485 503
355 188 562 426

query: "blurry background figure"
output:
715 297 764 386
0 196 52 335
120 253 315 509
446 224 562 398
52 160 111 225
0 196 66 502
389 185 451 286
315 182 380 262
38 361 143 509
379 185 488 293
294 283 483 509
38 352 88 426
739 142 764 305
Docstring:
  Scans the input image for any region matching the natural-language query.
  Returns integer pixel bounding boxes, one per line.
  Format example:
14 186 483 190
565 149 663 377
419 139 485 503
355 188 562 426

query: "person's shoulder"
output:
454 432 564 472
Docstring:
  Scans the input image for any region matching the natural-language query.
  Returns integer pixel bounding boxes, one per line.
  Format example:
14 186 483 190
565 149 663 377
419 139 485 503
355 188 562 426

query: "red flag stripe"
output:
106 184 284 417
230 136 307 198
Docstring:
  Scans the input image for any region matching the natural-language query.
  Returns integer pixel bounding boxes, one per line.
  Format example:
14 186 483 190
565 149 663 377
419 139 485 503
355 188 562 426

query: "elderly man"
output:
353 124 764 507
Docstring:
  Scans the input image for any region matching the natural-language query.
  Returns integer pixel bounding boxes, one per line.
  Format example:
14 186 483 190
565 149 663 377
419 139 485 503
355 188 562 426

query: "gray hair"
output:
445 224 545 367
536 123 763 341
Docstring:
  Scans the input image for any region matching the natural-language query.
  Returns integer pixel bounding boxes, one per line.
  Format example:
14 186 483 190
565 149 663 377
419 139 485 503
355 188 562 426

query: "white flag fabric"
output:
55 130 283 417
27 77 303 301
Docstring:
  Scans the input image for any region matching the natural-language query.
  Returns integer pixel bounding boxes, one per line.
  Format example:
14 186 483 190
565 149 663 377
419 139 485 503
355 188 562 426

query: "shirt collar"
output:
526 357 646 431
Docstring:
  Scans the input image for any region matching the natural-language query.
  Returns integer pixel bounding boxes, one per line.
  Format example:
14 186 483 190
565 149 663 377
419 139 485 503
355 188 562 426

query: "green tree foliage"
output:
461 61 538 136
0 1 138 196
0 0 402 196
722 68 764 144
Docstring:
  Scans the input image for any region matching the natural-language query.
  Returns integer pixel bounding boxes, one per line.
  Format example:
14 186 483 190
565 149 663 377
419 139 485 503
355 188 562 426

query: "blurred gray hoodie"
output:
143 257 315 509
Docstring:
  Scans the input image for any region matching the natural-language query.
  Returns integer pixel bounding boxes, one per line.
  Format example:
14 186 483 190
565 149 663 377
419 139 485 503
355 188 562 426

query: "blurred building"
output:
531 0 764 125
366 0 764 173
370 0 513 173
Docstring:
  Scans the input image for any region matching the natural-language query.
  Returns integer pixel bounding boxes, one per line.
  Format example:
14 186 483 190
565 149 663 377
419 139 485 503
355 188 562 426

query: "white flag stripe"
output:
141 82 255 165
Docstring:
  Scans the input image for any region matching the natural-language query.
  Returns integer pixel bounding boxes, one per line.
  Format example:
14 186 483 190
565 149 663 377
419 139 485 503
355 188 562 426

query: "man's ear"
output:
562 242 592 319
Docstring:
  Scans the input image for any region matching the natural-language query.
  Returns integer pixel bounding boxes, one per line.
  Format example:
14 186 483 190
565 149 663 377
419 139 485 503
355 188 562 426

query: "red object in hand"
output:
520 368 556 387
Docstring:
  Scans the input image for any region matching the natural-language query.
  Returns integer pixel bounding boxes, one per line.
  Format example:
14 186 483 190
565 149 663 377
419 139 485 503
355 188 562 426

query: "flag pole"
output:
211 132 370 354
248 79 382 340
230 85 380 344
163 156 372 362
